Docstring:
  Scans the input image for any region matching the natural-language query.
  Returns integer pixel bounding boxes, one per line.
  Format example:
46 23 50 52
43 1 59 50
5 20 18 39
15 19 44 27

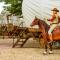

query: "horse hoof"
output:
48 51 53 54
43 51 47 55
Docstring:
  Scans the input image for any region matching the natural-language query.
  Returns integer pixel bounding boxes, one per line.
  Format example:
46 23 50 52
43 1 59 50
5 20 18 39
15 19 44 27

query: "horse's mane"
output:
38 19 49 32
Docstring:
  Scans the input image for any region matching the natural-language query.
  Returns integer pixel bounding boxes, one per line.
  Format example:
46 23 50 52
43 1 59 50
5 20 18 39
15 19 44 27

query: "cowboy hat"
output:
51 8 59 12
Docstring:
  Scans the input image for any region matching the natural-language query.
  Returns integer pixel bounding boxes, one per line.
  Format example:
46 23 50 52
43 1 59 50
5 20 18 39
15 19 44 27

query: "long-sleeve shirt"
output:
48 15 60 23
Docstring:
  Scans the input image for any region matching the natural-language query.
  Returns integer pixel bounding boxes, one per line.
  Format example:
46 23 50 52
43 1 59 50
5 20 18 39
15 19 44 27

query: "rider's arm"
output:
48 15 56 22
58 16 60 23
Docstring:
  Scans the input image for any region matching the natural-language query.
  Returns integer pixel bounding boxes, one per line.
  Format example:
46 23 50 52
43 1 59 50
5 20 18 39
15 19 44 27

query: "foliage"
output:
1 0 23 15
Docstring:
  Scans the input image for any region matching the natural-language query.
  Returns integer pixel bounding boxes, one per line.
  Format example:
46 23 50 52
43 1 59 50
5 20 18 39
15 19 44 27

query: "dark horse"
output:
30 17 60 54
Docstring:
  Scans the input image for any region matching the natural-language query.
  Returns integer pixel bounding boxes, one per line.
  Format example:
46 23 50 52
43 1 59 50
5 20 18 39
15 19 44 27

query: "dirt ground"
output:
0 37 60 60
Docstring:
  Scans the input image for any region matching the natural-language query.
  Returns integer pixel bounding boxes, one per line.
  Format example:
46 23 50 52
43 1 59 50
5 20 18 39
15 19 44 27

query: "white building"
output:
22 0 60 27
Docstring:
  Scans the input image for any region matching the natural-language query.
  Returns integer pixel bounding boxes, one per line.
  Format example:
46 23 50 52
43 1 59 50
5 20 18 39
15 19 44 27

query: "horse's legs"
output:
43 41 48 54
49 43 52 51
45 43 48 52
41 30 48 54
48 42 53 54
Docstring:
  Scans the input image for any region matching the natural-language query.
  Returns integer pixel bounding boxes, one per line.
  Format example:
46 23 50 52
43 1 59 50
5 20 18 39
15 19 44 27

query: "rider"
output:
48 8 60 42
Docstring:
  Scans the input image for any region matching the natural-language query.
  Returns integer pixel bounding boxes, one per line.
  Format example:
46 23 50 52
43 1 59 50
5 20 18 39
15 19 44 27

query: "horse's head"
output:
30 17 40 27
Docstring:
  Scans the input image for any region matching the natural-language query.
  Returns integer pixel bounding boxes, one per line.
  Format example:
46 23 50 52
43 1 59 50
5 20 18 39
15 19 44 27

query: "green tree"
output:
1 0 23 15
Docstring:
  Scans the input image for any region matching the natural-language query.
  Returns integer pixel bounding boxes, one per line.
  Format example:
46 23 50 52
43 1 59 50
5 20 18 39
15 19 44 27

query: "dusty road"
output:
0 37 60 60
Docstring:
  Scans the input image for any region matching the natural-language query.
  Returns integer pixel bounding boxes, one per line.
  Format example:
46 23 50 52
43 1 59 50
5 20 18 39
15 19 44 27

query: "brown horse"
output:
30 17 60 54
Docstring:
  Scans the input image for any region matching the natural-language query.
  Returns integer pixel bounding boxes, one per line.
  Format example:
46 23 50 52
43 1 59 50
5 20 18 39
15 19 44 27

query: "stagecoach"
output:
0 23 42 47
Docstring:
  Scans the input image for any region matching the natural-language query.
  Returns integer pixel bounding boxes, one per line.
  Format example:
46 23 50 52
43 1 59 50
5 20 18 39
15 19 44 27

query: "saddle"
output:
52 26 60 40
52 26 60 33
47 26 60 40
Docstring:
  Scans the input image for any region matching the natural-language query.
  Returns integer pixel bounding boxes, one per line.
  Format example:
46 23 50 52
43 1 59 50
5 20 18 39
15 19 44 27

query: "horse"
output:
30 17 60 54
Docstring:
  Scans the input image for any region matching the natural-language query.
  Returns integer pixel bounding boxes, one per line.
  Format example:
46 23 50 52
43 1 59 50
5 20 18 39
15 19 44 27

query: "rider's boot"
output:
49 33 53 43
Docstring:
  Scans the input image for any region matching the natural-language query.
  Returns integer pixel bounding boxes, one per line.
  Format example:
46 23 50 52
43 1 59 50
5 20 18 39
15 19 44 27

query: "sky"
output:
0 2 11 14
0 2 5 14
